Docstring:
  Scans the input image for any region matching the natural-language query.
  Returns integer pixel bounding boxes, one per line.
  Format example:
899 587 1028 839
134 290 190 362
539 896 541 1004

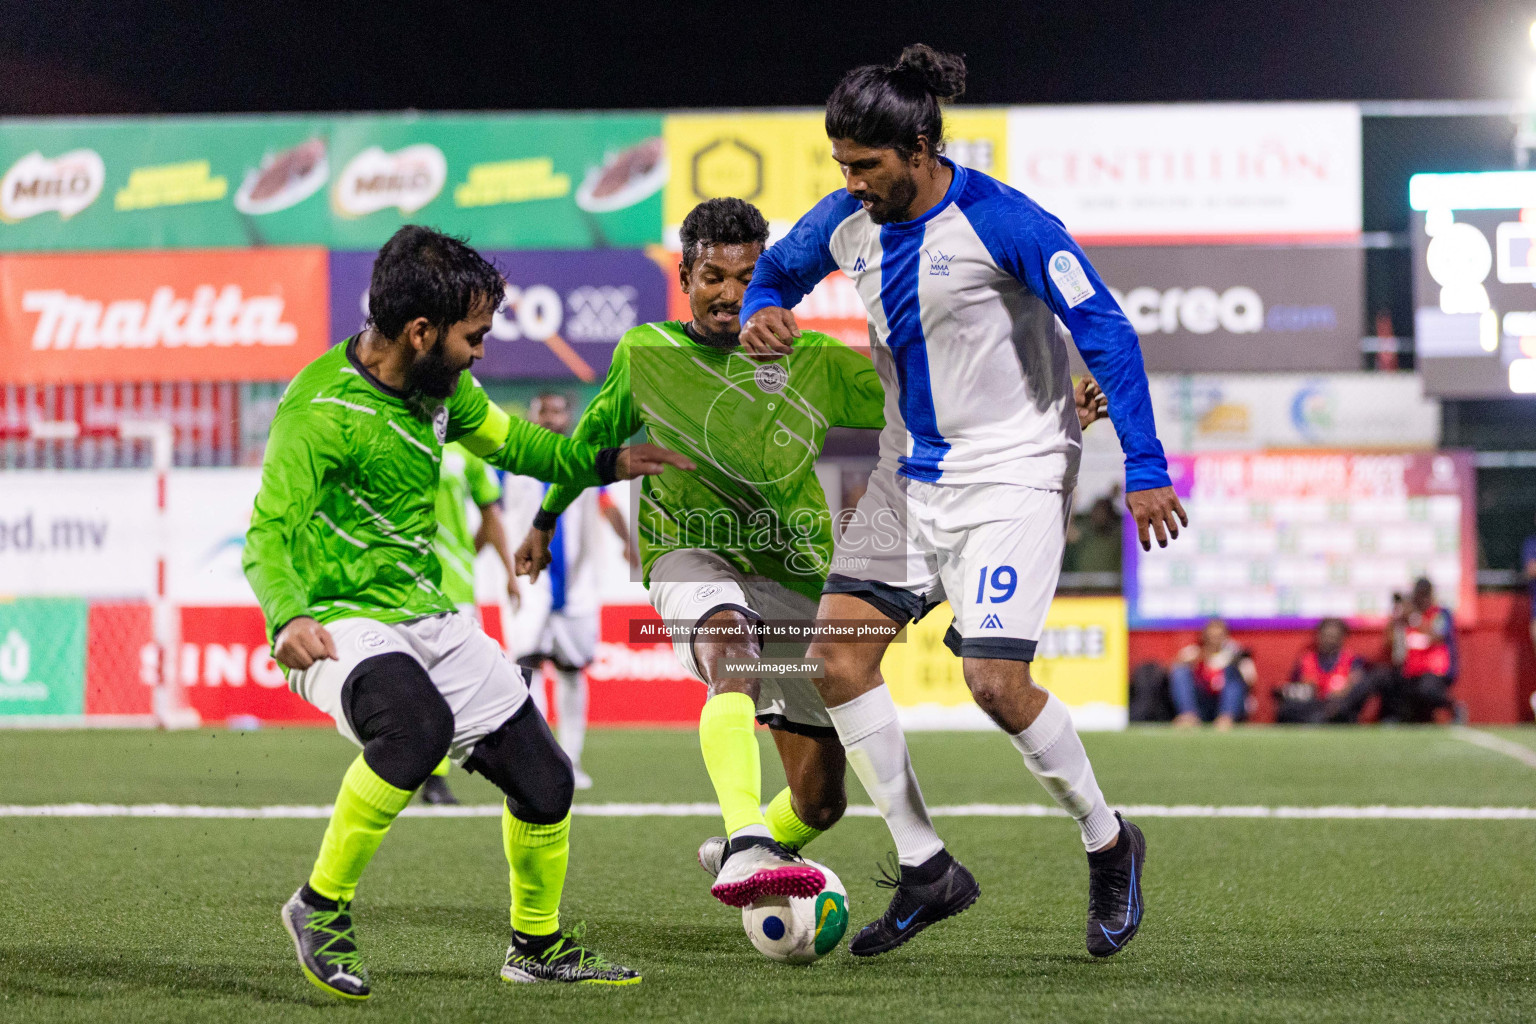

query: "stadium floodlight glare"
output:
1529 18 1536 49
1410 171 1536 211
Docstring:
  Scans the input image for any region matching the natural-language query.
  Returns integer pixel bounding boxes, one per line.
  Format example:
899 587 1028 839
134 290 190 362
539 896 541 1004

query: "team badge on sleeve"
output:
1048 251 1096 308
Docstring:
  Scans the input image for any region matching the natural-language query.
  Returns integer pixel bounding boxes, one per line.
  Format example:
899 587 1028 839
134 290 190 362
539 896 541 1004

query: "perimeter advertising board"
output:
1008 103 1362 243
1124 451 1476 628
0 598 87 716
881 597 1129 731
662 109 1009 236
0 114 665 251
329 249 671 381
1083 245 1363 372
0 248 329 384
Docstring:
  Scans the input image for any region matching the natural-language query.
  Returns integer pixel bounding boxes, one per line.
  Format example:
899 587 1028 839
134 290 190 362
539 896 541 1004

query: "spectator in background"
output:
1276 618 1373 724
1170 618 1255 730
1382 578 1464 724
1063 490 1123 579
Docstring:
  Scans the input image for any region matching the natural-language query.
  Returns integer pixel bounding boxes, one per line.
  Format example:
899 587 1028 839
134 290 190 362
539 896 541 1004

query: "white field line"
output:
1450 726 1536 769
1 802 1533 820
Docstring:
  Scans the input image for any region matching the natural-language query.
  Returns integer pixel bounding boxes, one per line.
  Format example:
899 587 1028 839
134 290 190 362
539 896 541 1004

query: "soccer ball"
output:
741 862 849 964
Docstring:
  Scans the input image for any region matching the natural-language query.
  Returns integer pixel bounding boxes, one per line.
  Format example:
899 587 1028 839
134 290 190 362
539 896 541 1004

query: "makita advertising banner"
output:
0 114 665 252
1083 245 1363 372
1007 103 1362 243
329 249 671 381
0 248 330 384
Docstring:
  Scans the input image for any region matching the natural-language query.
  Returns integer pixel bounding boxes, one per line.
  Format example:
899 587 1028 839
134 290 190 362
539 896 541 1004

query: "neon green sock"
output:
504 807 570 936
766 786 823 852
698 691 767 836
431 757 450 778
308 754 414 902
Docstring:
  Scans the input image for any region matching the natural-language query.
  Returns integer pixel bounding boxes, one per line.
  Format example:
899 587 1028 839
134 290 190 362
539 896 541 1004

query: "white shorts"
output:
649 548 833 734
827 467 1071 662
288 612 531 765
525 611 598 672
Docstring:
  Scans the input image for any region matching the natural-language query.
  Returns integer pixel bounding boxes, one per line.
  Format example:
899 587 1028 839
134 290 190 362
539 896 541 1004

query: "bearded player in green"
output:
243 225 692 1000
518 199 1108 912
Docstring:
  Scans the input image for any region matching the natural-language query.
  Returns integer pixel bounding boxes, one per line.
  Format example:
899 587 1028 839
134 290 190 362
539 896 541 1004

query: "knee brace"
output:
342 652 454 791
464 700 574 825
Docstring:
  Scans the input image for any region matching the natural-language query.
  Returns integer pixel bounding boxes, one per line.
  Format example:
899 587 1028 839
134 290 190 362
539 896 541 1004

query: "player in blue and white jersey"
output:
739 44 1187 959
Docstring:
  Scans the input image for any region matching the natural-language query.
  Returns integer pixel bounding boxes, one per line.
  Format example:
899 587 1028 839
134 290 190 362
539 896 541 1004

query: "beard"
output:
860 172 920 225
405 338 465 399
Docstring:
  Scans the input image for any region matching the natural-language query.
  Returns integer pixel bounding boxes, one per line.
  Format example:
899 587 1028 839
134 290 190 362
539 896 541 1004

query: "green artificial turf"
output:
1 726 1533 1023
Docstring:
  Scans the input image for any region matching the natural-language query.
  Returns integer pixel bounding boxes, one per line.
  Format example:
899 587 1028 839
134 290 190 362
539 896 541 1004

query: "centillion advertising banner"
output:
881 597 1129 731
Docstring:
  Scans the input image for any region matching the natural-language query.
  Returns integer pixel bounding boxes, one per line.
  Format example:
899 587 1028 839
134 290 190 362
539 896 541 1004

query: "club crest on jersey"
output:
754 363 788 394
924 248 955 276
432 405 449 444
1048 250 1095 308
693 584 723 603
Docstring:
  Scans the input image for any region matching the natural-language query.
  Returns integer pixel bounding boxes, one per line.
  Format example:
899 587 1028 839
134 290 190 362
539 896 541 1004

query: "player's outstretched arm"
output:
738 191 848 357
1126 486 1188 551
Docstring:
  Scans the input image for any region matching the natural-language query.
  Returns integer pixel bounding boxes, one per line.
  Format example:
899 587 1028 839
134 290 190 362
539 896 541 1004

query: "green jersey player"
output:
518 198 878 908
243 226 691 1000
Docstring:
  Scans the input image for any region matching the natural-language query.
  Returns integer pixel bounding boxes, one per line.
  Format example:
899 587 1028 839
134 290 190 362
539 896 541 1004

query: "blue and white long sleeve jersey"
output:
741 159 1170 493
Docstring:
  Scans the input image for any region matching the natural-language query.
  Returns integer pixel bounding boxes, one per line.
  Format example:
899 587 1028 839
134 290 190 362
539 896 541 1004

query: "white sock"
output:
1010 692 1119 852
729 824 772 843
553 667 587 769
826 685 944 866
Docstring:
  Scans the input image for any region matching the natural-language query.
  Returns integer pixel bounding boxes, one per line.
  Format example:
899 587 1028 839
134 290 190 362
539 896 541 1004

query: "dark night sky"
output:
1 1 1532 115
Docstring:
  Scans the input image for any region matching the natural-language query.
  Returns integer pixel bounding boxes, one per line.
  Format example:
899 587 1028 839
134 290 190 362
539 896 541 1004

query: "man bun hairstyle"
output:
679 197 770 270
825 43 967 160
368 224 506 340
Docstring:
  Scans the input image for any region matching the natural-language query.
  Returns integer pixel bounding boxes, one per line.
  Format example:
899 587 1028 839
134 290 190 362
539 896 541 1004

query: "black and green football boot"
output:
500 924 641 986
281 887 370 1001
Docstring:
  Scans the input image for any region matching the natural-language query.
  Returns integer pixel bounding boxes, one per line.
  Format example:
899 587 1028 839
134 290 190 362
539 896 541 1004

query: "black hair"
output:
679 197 770 270
367 225 505 340
1316 617 1348 634
825 44 967 160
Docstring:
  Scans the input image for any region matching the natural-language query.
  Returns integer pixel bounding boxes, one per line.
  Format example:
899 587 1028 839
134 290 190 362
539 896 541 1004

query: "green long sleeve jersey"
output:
244 337 607 641
541 321 885 602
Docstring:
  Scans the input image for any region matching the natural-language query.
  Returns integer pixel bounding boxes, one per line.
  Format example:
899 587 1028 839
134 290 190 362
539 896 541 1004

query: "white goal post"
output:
6 419 201 730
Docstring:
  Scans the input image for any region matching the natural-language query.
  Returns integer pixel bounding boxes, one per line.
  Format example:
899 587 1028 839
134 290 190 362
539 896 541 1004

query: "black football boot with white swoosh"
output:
847 850 980 957
1085 813 1146 957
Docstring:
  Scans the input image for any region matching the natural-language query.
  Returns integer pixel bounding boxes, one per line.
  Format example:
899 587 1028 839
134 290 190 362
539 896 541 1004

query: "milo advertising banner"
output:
0 598 87 717
0 113 665 251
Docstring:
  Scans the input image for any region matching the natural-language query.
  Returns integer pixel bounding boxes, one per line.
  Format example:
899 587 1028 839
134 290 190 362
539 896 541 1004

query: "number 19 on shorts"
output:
976 565 1017 604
